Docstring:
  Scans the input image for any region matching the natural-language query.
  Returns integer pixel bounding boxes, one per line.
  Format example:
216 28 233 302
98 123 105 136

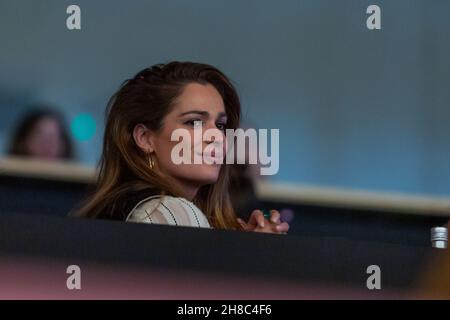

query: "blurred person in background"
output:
417 244 450 299
76 61 289 234
8 108 74 161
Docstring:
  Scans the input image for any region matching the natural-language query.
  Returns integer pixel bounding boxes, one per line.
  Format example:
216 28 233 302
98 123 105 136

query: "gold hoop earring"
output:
148 153 155 170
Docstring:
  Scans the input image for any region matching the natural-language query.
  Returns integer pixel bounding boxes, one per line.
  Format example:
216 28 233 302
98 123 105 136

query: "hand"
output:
237 209 290 234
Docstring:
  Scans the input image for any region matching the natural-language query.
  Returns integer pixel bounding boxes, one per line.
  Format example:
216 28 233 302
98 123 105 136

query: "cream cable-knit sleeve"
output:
126 195 211 228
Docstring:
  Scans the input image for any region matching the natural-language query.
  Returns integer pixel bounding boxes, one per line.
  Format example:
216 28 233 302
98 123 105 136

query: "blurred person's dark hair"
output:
8 107 74 160
417 250 450 298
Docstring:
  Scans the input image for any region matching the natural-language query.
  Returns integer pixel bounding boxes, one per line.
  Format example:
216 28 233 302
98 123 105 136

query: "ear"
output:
133 124 155 153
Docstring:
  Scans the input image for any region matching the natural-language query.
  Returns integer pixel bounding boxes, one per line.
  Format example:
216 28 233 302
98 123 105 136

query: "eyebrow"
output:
178 110 227 119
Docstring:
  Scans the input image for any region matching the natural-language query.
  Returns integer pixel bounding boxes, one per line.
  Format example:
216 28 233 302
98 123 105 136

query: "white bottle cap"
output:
431 227 448 242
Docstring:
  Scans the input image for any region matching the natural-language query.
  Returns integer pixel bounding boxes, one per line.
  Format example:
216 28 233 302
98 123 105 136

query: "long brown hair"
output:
75 62 241 229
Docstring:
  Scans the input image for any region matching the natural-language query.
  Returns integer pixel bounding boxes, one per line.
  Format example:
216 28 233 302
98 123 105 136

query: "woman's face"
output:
151 83 227 192
25 116 66 160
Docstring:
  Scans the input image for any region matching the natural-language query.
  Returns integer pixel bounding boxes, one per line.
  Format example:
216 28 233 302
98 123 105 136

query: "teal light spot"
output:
71 113 96 141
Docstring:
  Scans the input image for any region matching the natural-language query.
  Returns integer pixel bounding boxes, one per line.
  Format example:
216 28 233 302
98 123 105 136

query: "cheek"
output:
158 141 178 162
192 129 203 151
154 128 192 165
223 135 228 154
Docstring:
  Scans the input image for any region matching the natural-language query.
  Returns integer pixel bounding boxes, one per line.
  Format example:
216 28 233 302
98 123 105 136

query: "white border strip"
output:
0 156 97 183
256 181 450 216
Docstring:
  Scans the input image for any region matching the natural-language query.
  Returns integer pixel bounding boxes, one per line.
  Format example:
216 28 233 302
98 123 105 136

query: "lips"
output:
195 150 221 164
196 150 217 158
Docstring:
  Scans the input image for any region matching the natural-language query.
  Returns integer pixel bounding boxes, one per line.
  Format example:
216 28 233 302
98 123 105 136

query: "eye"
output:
185 119 204 128
216 122 227 131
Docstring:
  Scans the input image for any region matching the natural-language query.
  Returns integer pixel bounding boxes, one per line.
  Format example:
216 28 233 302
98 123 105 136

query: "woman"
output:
9 108 74 161
76 61 289 234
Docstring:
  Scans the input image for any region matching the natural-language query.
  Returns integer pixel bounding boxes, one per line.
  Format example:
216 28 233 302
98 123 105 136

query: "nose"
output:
205 133 223 143
203 122 224 143
203 126 225 155
204 131 224 145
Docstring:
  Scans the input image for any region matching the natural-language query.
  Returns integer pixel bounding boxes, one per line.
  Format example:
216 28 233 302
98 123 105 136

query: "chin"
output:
192 165 221 184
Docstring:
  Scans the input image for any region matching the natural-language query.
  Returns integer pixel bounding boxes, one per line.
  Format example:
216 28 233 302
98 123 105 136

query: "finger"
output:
270 210 281 224
275 222 290 233
237 218 251 231
247 210 259 226
254 211 266 228
248 210 265 228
